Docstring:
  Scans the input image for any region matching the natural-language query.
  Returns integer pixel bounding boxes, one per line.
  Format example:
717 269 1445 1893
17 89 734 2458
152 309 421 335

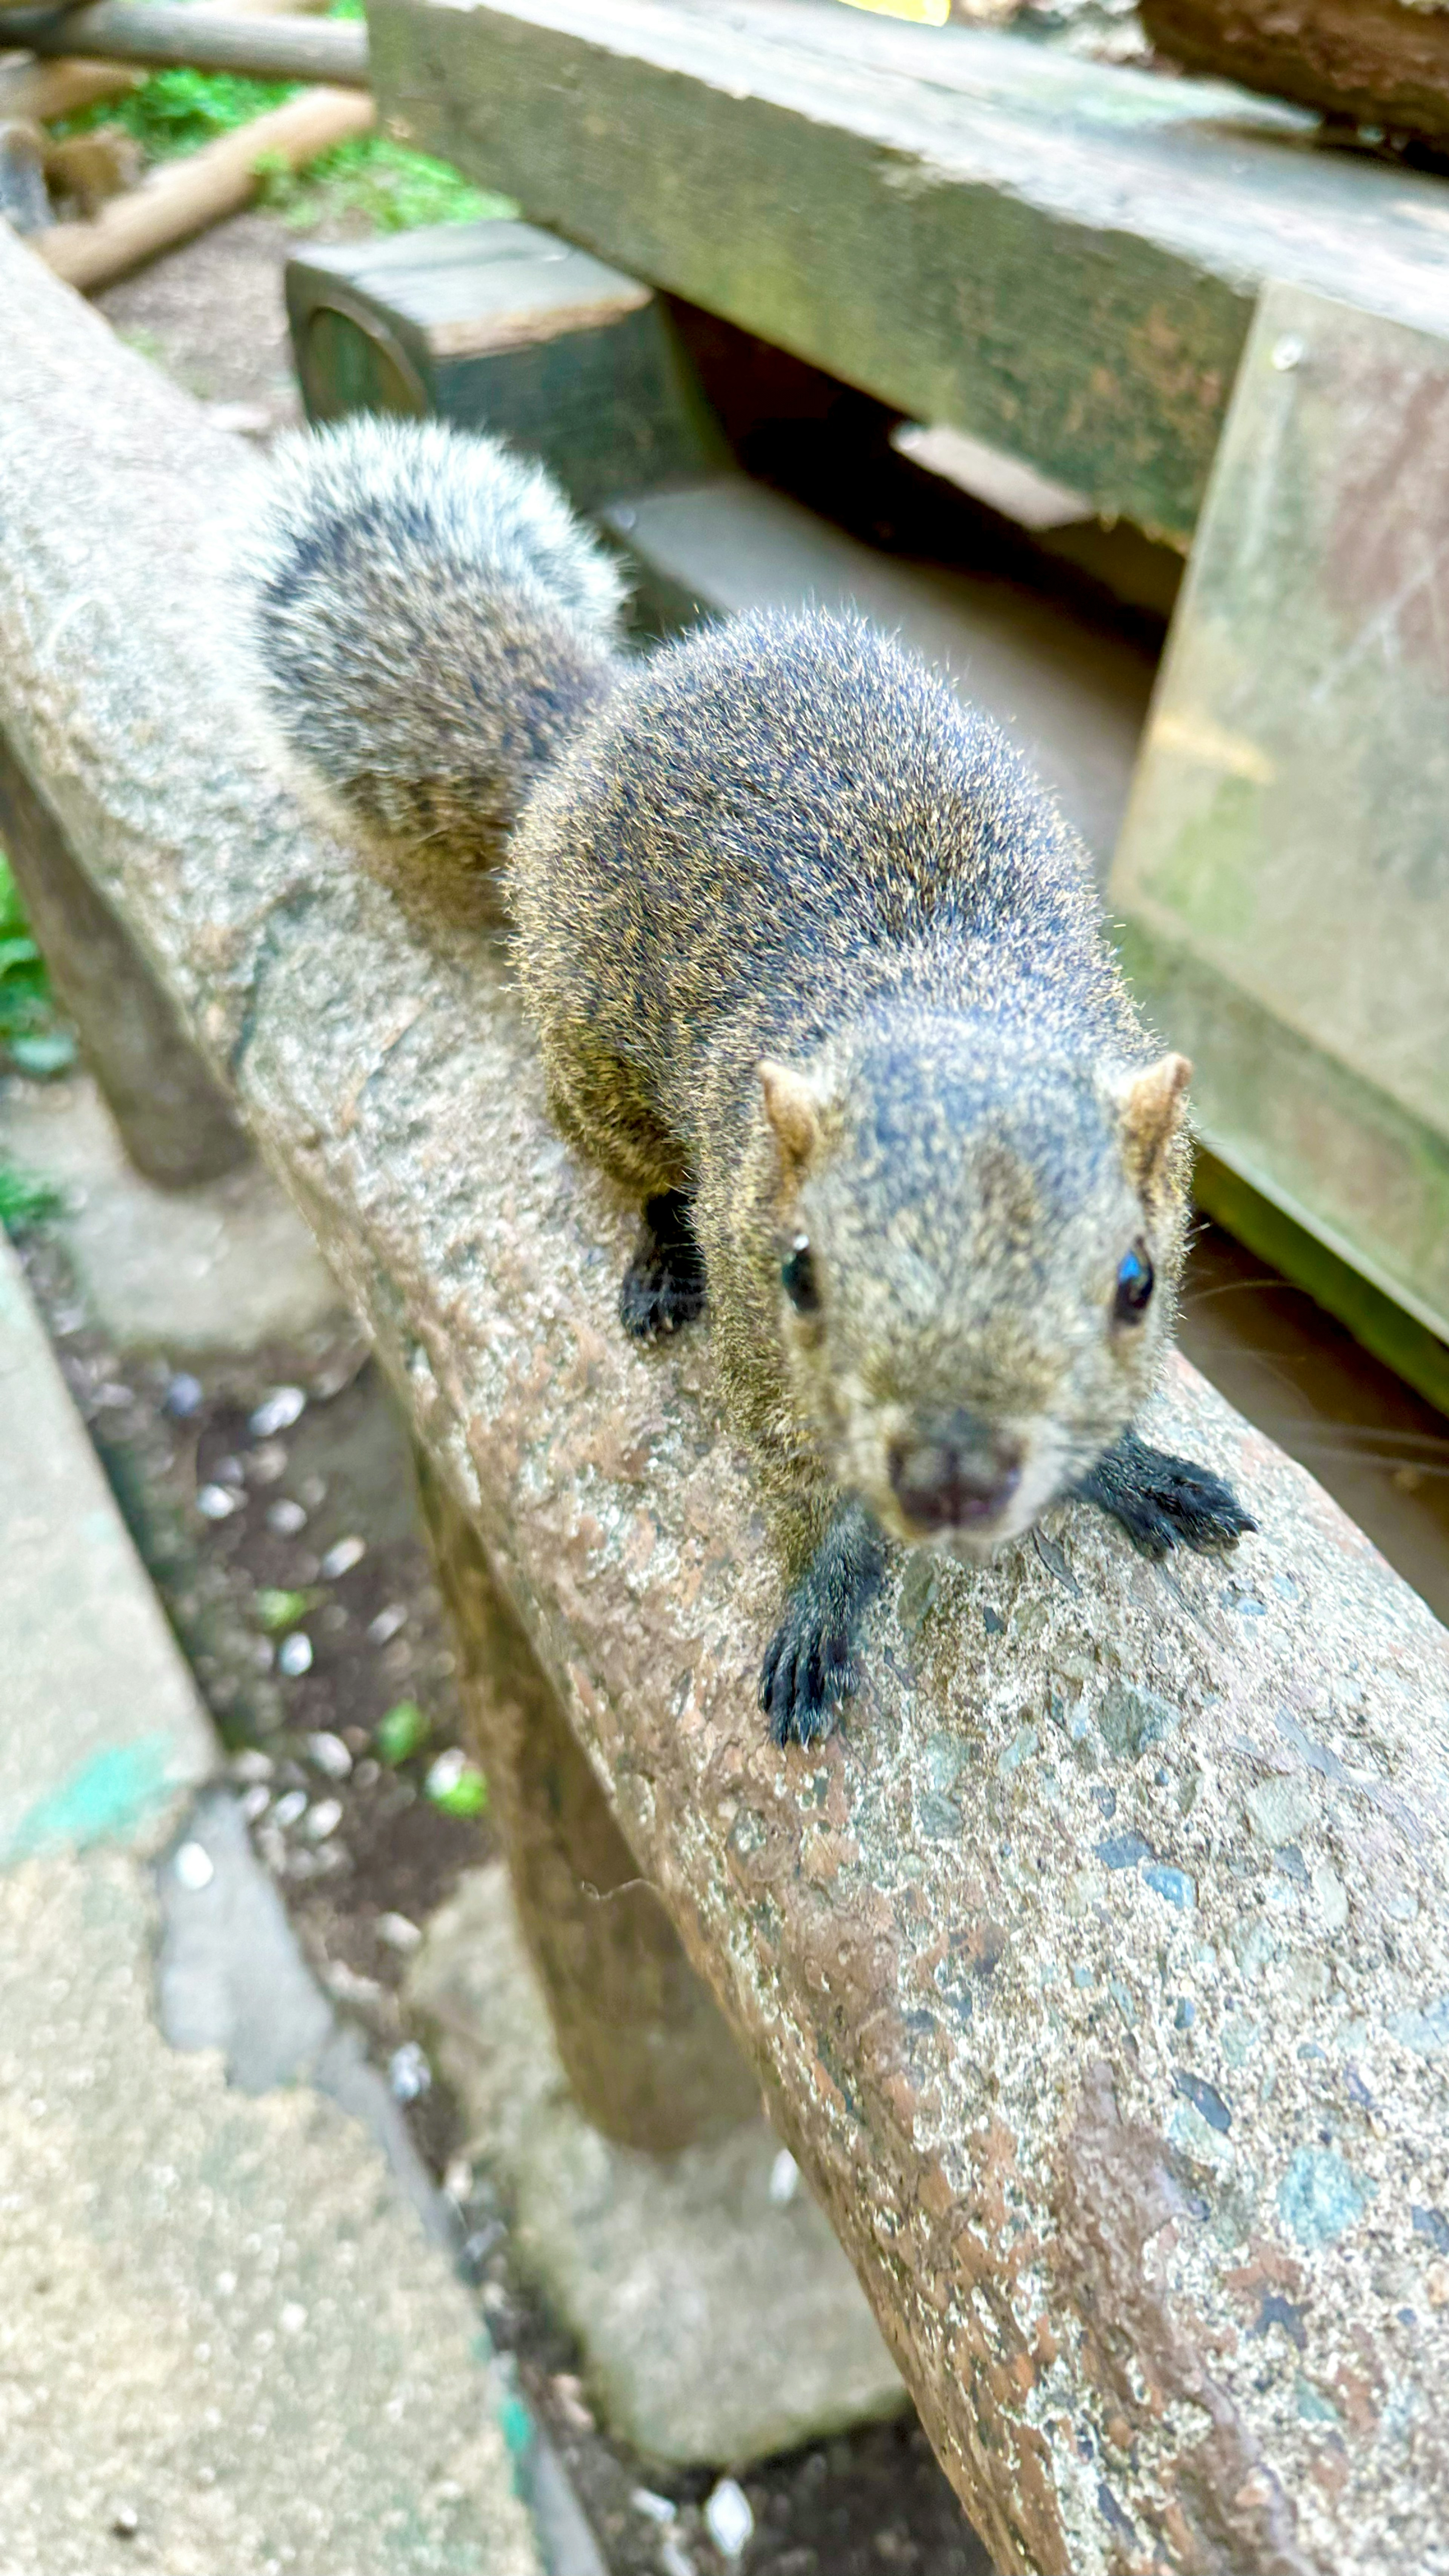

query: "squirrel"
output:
242 414 1254 1747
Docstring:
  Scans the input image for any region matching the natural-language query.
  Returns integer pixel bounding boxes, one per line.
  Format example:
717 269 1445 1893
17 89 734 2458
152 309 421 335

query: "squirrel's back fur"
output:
238 415 625 863
241 418 1251 1746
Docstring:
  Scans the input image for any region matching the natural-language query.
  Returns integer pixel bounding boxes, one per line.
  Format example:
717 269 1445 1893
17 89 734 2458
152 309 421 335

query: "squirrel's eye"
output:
1113 1240 1155 1323
781 1237 820 1316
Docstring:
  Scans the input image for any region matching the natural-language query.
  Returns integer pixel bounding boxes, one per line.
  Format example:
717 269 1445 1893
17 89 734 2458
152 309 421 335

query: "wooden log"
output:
1141 0 1449 146
35 84 375 290
367 0 1449 546
4 1 368 86
0 0 341 135
4 226 1449 2576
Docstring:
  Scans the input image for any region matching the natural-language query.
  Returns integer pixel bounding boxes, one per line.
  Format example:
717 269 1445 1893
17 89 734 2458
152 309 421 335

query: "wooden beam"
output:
2 1 368 86
5 219 1449 2576
368 0 1449 542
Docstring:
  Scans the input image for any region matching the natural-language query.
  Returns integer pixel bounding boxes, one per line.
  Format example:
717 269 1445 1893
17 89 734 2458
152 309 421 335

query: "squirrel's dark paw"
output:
1076 1430 1257 1562
759 1601 858 1749
619 1190 707 1343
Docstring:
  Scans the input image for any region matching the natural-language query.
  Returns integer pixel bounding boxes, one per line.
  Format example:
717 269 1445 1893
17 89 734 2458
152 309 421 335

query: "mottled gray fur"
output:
237 414 625 862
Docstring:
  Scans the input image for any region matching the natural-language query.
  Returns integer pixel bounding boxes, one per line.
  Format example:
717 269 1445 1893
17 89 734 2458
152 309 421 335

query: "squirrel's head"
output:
758 1027 1191 1556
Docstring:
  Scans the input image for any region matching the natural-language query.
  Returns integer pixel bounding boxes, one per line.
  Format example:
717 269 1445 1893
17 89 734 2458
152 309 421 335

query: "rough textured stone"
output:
411 1863 906 2464
3 232 1448 2574
0 1227 212 1862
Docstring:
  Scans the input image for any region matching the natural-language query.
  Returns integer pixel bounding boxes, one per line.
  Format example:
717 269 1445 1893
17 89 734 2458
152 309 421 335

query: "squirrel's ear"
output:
759 1060 824 1182
1117 1052 1192 1196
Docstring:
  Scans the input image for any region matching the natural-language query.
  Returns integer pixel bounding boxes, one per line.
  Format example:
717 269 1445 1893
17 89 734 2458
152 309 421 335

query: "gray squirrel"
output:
242 414 1253 1746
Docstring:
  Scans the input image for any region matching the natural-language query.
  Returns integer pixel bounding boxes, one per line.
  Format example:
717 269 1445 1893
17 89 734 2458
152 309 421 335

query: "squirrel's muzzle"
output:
888 1411 1022 1535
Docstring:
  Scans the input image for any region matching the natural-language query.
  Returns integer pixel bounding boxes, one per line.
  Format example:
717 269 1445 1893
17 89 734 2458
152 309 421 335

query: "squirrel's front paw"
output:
759 1600 859 1748
1077 1430 1256 1561
619 1190 707 1343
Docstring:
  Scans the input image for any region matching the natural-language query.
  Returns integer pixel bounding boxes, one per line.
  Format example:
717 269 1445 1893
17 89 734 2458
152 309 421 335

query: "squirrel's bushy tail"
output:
239 414 626 864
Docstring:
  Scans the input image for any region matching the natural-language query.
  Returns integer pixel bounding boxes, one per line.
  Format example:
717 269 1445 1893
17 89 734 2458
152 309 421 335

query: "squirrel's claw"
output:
1075 1430 1257 1561
759 1497 888 1747
619 1189 708 1343
759 1605 858 1747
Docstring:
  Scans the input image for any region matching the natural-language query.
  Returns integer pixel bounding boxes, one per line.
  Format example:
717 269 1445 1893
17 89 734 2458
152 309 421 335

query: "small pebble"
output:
376 1910 421 1953
298 1473 327 1508
278 1632 313 1677
163 1373 203 1418
631 2489 677 2526
212 1455 245 1489
353 1758 380 1790
307 1730 352 1779
320 1534 366 1579
705 2477 754 2561
268 1498 307 1536
196 1484 239 1521
230 1749 274 1784
272 1790 308 1829
240 1784 270 1824
306 1798 343 1841
426 1748 468 1798
444 2155 474 2202
368 1604 407 1645
109 2505 140 2540
246 1441 288 1486
389 2041 431 2102
173 1841 215 1892
769 2148 801 2207
250 1386 306 1438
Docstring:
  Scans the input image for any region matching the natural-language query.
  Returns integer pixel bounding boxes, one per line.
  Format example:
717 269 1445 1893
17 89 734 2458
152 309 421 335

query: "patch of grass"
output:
260 136 512 234
54 65 297 160
0 855 76 1081
52 45 515 236
0 1164 62 1236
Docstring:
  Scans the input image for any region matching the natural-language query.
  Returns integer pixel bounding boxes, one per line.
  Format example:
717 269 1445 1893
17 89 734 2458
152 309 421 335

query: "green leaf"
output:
427 1757 488 1818
255 1586 319 1632
376 1699 429 1764
0 937 40 978
0 1163 61 1233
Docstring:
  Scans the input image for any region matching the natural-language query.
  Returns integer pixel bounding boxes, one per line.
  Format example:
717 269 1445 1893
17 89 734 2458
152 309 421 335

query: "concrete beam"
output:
2 230 1447 2576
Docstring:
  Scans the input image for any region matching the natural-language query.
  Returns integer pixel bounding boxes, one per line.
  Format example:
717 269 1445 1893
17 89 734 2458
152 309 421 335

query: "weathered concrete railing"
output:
3 227 1448 2576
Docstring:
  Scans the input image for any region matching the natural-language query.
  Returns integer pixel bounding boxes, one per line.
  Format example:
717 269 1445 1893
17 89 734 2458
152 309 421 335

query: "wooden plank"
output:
369 0 1449 541
286 219 722 505
1111 279 1449 1375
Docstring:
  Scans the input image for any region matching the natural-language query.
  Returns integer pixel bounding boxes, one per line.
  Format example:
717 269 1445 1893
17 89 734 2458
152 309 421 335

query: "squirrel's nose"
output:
888 1412 1022 1532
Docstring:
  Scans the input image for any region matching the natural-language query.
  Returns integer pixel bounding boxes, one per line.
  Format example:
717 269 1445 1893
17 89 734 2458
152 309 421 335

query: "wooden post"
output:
415 1446 760 2156
0 728 251 1188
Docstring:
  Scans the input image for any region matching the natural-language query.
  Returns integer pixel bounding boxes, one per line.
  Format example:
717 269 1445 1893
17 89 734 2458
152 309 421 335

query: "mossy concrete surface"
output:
0 1229 543 2576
